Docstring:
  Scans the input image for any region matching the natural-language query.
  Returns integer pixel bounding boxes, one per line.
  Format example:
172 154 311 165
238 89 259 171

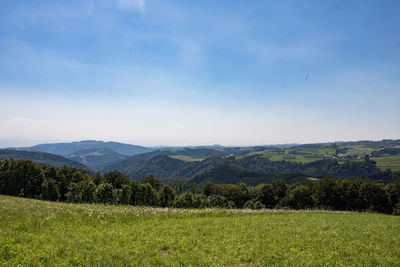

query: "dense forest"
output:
1 158 399 215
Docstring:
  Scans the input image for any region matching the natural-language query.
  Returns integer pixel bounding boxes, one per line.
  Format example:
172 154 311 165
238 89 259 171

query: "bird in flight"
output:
305 74 309 80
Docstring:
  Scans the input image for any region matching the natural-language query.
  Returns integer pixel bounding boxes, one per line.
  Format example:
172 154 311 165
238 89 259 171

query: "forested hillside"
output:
1 158 399 214
0 150 89 170
66 148 127 170
2 139 400 184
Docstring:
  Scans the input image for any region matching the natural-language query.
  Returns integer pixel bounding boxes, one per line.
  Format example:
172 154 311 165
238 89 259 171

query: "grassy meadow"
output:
1 195 400 266
168 155 205 162
373 155 400 172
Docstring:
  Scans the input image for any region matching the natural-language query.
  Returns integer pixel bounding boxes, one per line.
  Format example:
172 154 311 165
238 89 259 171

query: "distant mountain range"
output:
1 139 399 185
9 140 157 156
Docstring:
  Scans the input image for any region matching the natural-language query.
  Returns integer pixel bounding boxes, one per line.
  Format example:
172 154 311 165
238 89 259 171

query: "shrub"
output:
119 184 132 205
283 185 314 209
159 185 176 207
205 195 232 209
41 179 60 201
95 183 114 204
393 203 400 216
243 199 265 210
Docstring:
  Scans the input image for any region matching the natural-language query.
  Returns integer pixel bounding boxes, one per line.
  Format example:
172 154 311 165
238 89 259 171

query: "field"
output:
267 154 322 164
168 155 205 162
1 195 400 266
242 144 400 171
373 155 400 172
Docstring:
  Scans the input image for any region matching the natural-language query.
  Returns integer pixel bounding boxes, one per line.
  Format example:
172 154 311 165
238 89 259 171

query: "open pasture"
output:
373 155 400 172
1 195 399 266
168 155 205 162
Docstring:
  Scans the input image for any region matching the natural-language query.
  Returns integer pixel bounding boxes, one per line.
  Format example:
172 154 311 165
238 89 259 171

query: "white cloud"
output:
11 116 51 129
116 0 145 13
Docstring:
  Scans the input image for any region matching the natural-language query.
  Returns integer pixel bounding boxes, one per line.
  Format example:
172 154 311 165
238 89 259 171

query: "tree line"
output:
0 158 399 215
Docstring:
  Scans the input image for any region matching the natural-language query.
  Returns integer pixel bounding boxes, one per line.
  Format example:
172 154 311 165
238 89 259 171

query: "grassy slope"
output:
1 195 399 266
373 155 400 172
168 155 205 162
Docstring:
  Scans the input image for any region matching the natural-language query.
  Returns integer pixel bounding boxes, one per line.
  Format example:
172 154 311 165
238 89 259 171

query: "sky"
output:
1 0 400 147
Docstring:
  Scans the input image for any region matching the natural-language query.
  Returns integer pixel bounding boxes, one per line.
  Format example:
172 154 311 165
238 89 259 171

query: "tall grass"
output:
1 195 399 266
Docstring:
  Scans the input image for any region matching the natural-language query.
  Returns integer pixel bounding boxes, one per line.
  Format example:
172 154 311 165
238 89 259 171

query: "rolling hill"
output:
10 140 157 156
101 150 174 175
0 150 90 170
66 148 128 170
102 151 389 184
101 148 235 179
3 139 399 185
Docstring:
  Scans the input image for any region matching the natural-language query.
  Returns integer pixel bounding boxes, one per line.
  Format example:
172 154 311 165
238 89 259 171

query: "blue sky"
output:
1 0 399 147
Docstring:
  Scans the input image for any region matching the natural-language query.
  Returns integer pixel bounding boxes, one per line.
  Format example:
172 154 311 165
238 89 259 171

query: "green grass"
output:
344 145 374 157
168 155 205 162
1 195 399 266
373 155 400 172
267 154 321 163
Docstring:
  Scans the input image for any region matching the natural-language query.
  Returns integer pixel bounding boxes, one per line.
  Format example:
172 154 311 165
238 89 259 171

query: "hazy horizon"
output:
1 0 399 146
1 137 400 150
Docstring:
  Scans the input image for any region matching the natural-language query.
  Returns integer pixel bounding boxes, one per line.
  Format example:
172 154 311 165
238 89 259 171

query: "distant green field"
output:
244 144 400 171
169 155 205 162
343 145 374 156
1 195 399 266
373 155 400 172
267 154 321 163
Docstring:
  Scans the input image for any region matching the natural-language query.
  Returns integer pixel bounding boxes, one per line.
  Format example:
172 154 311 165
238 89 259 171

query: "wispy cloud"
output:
116 0 145 13
0 0 399 145
87 0 94 16
11 116 51 128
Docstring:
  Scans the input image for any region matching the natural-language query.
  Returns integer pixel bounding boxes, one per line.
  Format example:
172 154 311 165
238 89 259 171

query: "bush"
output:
243 199 265 210
95 183 114 204
66 180 96 203
255 184 276 208
360 180 390 213
205 195 232 209
104 171 130 189
41 179 60 201
119 184 132 205
393 203 400 216
283 185 314 209
174 193 197 208
141 174 162 190
159 185 176 207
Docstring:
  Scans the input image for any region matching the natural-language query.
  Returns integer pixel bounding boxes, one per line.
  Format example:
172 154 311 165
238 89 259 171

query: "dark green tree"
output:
359 179 390 213
41 178 60 201
135 183 158 206
243 199 265 210
205 195 232 208
119 184 132 205
272 179 288 201
174 193 196 208
55 166 91 201
255 184 276 208
93 172 104 185
130 181 141 205
141 174 162 191
386 178 400 209
95 183 114 204
283 185 314 209
159 185 176 207
313 179 341 210
104 171 130 189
